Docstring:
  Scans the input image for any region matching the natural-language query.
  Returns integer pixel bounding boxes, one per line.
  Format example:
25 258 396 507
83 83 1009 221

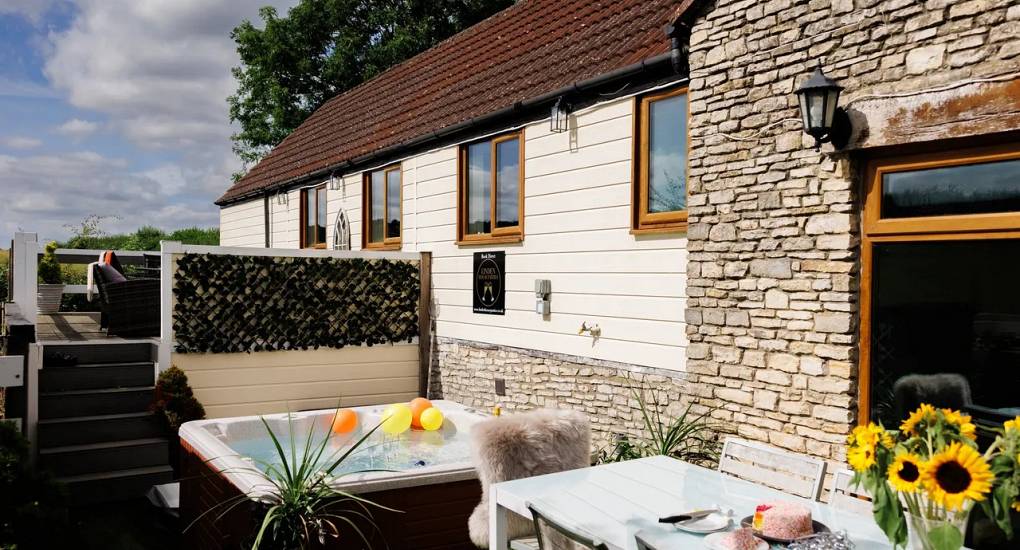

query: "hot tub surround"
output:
179 400 486 549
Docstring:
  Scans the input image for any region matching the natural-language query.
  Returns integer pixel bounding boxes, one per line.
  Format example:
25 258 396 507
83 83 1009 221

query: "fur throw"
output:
468 408 591 548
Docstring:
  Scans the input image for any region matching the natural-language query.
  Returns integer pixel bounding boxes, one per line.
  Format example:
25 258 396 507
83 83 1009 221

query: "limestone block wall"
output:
683 0 1020 465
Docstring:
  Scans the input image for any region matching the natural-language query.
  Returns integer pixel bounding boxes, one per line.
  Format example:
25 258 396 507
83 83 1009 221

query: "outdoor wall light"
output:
795 65 851 151
550 97 571 133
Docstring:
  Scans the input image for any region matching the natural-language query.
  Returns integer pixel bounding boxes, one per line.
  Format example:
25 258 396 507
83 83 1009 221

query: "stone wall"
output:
429 337 694 451
683 0 1020 465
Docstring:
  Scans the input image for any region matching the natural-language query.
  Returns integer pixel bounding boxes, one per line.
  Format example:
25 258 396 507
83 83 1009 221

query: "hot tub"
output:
179 400 486 550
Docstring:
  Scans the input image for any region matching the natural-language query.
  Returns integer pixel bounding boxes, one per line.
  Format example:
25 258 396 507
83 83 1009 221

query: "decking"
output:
37 312 156 343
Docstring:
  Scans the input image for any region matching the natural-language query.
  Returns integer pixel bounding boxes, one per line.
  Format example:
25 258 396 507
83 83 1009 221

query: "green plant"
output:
37 242 61 285
191 411 397 549
150 366 206 432
0 421 69 548
592 386 720 467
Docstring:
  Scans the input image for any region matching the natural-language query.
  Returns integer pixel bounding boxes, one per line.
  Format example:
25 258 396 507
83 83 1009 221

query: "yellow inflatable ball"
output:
381 403 412 435
419 407 444 431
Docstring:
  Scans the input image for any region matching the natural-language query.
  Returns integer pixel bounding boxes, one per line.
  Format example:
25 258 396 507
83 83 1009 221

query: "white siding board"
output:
218 94 687 371
219 200 265 247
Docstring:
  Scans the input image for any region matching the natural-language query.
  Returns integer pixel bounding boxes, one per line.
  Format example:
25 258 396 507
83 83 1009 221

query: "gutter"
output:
218 50 681 207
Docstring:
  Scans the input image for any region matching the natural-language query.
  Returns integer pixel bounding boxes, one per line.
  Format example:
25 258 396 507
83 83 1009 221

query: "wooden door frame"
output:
858 143 1020 423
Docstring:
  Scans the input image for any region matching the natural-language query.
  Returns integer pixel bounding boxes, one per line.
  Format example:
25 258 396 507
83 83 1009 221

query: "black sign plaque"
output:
472 251 505 315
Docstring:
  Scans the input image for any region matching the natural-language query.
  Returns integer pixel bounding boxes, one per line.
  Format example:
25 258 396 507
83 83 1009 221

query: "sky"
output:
0 0 298 245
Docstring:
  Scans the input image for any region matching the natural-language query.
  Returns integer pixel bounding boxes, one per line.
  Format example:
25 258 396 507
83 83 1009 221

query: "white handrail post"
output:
158 241 182 373
25 343 42 465
11 232 38 324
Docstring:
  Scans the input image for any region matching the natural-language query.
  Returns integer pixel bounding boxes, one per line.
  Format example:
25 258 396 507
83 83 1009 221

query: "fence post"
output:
418 251 432 398
158 241 182 373
11 232 38 325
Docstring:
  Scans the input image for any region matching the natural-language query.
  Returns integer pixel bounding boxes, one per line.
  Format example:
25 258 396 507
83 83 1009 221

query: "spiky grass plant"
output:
188 409 400 550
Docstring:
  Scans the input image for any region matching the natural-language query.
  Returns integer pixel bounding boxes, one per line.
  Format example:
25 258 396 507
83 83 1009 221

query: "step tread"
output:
40 437 168 455
40 385 154 397
38 411 156 425
57 464 173 484
43 361 154 369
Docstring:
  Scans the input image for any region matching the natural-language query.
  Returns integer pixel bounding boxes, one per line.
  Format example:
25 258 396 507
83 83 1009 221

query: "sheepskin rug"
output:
467 408 591 548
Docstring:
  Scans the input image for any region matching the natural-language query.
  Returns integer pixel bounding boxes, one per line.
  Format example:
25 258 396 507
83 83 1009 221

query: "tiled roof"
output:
218 0 687 205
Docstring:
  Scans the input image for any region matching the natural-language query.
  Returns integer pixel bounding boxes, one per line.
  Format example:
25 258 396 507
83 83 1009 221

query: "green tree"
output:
228 0 514 175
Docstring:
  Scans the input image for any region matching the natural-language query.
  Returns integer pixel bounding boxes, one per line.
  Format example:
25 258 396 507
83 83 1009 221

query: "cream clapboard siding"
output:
219 94 687 371
406 97 687 371
173 345 420 418
269 188 301 248
219 200 265 247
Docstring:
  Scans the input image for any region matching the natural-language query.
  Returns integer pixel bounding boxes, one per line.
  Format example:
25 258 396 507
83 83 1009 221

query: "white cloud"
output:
55 118 99 139
0 0 64 24
0 0 300 242
1 136 43 150
0 151 219 244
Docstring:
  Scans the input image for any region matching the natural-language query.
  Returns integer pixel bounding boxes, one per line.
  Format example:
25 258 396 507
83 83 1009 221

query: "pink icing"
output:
756 501 813 540
719 527 759 550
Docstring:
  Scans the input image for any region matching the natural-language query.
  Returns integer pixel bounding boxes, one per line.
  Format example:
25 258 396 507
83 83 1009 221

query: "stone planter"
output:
37 283 64 314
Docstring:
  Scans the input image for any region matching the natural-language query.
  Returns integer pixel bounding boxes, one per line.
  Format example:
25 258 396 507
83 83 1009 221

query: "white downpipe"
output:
11 232 38 325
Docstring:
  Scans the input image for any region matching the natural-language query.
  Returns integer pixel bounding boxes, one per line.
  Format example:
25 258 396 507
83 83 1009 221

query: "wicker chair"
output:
93 253 160 338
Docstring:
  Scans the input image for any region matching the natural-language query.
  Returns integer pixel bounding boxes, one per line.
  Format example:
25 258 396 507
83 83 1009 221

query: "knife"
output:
658 509 716 524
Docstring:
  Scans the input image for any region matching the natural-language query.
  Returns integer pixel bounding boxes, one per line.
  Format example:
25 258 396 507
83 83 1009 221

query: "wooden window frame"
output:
456 130 525 246
632 86 689 234
858 142 1020 423
362 164 403 250
299 184 327 249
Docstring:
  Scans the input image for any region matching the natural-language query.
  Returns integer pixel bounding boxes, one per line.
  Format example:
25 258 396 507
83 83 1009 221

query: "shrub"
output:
150 366 206 432
37 242 61 285
0 421 69 548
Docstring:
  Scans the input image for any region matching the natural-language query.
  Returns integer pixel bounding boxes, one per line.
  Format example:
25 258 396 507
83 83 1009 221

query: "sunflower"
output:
901 403 936 436
922 442 994 511
887 452 925 493
1004 416 1020 433
850 423 894 449
942 408 977 440
848 443 877 472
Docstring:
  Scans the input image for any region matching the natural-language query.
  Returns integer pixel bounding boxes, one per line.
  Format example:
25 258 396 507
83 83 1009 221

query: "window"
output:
633 87 688 232
458 131 524 244
363 164 402 249
860 144 1020 428
300 184 327 249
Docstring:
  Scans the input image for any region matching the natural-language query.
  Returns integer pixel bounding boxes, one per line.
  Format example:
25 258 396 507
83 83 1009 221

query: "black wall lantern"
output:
550 97 571 133
795 65 851 150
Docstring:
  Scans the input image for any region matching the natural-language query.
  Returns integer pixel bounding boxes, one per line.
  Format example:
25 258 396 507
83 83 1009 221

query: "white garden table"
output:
489 455 897 550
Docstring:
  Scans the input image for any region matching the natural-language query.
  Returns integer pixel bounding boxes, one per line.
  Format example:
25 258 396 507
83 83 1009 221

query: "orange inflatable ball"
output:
331 409 358 434
409 397 433 429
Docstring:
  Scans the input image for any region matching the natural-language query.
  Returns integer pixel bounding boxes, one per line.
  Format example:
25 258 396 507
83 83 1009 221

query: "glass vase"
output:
906 509 969 550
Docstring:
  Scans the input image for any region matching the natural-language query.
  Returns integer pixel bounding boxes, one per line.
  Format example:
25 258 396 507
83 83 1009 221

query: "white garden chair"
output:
829 468 873 515
718 437 827 500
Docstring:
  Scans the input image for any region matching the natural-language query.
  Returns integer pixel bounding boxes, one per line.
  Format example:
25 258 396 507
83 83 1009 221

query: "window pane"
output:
370 170 385 243
466 142 491 235
316 187 326 245
386 169 401 239
303 190 315 247
647 93 687 214
495 138 519 229
870 240 1020 431
882 158 1020 218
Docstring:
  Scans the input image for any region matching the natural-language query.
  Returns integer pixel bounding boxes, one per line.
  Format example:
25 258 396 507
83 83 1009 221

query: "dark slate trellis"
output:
172 254 419 354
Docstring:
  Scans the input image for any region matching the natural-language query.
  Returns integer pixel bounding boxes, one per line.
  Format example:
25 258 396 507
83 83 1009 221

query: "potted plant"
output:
849 406 1020 550
36 241 63 314
150 366 206 476
190 410 398 549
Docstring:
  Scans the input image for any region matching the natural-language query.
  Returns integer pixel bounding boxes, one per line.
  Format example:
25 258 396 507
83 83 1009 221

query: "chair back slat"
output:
718 438 826 500
829 468 873 515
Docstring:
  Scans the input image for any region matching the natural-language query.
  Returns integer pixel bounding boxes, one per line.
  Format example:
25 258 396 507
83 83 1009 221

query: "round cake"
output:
752 502 813 540
718 527 760 550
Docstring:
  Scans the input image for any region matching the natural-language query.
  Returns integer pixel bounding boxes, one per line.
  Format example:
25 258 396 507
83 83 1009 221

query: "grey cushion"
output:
98 261 127 283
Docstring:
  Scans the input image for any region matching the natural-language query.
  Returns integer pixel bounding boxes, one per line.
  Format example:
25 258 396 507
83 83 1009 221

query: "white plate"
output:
671 513 731 534
703 531 768 550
